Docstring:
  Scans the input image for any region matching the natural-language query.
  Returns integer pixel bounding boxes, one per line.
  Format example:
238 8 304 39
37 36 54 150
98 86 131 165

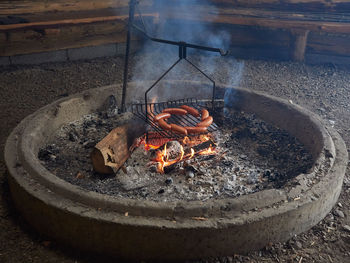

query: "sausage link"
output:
153 112 171 122
180 105 200 117
170 124 188 135
197 116 213 127
185 126 208 134
158 119 171 130
162 108 187 115
201 109 209 120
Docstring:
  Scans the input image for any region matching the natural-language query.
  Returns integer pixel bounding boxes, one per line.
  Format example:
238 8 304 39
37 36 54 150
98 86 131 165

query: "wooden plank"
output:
290 29 310 61
163 0 350 11
1 20 127 56
0 13 158 32
0 13 157 56
0 32 6 42
307 32 350 56
0 0 153 15
164 9 350 34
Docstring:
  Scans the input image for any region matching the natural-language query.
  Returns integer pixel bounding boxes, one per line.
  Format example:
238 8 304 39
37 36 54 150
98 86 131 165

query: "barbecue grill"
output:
121 0 227 139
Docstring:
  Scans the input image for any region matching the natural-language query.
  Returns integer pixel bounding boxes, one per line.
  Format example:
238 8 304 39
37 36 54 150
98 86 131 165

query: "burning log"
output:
91 122 145 174
152 137 217 173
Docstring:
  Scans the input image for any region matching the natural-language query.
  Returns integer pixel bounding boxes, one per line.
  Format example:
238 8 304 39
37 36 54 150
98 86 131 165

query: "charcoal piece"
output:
247 171 259 184
38 145 58 161
68 130 79 142
83 141 95 149
38 148 52 161
186 170 195 178
165 141 182 160
257 146 270 156
164 164 176 174
222 160 233 167
99 95 119 118
263 170 271 177
106 95 119 118
184 165 197 173
165 178 173 185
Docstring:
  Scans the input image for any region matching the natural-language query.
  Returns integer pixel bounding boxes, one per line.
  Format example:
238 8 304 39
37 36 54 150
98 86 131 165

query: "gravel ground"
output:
0 54 349 263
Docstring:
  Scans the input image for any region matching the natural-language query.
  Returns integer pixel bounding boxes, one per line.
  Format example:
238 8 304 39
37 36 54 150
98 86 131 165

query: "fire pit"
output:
5 82 347 261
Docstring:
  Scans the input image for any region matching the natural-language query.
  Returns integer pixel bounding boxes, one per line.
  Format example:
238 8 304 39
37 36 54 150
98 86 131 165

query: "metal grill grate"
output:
132 98 218 139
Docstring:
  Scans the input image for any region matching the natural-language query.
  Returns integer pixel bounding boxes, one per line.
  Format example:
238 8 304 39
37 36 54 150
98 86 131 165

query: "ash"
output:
38 107 313 202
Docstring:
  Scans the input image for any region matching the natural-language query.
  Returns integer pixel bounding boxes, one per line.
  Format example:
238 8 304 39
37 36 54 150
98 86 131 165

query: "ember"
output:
144 134 217 173
38 106 314 202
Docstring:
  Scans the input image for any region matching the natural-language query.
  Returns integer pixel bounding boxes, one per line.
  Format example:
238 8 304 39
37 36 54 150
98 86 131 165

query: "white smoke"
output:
125 0 244 106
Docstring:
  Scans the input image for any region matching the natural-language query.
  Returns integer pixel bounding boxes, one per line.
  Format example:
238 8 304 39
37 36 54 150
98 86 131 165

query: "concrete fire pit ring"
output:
5 83 348 261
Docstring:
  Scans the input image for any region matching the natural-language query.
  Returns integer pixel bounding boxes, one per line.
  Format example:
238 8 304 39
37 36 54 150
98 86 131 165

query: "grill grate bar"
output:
132 98 218 139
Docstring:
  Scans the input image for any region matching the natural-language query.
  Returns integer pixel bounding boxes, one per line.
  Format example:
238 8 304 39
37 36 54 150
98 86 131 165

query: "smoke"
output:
125 0 244 106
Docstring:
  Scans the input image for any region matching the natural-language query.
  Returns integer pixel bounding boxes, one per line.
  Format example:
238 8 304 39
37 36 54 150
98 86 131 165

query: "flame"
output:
182 136 190 145
144 144 161 150
153 143 187 173
141 133 217 173
190 148 195 158
179 145 185 160
198 145 217 155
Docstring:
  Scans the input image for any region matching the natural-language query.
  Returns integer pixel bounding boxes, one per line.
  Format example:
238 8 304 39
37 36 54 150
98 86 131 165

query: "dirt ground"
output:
0 54 349 263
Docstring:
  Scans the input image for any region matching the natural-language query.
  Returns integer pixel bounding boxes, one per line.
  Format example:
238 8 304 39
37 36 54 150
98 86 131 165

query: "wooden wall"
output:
0 0 155 56
1 0 350 64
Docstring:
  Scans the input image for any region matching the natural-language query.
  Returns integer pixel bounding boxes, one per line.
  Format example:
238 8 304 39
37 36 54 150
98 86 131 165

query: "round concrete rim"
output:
4 83 348 260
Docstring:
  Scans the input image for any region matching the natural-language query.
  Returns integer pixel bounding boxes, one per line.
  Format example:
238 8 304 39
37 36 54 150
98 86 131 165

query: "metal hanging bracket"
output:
121 0 228 113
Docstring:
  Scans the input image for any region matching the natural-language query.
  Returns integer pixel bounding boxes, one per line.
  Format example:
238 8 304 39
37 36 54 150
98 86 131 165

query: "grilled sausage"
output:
170 124 188 135
180 105 200 117
162 108 187 115
153 112 171 122
197 116 213 127
158 119 171 130
201 109 209 120
185 126 208 134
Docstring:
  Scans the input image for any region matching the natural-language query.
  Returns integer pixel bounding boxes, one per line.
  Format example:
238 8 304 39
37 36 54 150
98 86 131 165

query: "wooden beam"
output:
0 13 158 56
163 7 350 34
162 0 350 12
1 20 126 56
0 13 158 32
0 0 153 15
290 29 310 61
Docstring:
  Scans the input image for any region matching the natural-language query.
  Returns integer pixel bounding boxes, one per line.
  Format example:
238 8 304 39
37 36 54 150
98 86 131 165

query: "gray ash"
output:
38 108 313 202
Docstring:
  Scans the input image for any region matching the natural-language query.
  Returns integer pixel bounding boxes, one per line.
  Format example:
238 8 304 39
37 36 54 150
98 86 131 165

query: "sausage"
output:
201 109 209 120
162 108 187 115
158 119 171 130
180 105 200 117
197 116 213 127
170 124 188 135
185 126 208 134
153 112 171 122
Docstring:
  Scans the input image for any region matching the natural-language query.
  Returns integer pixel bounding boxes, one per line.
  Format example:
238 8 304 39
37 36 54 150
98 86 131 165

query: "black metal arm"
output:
121 0 227 113
132 24 228 56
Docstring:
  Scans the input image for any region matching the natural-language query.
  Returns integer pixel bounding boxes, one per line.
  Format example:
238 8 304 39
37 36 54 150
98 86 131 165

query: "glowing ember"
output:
141 133 217 173
190 148 195 159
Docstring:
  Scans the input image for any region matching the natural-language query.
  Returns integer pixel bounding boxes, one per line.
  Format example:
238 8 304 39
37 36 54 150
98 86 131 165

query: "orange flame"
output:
198 145 217 155
141 133 217 173
190 148 195 159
